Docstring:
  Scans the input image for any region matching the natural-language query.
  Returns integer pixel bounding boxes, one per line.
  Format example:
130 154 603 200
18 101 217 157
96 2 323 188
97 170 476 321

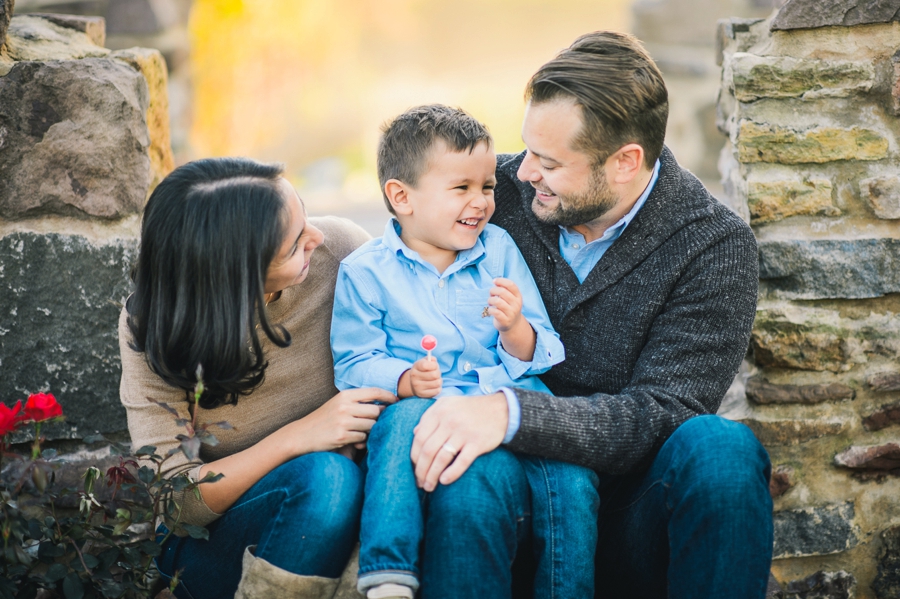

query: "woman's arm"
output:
197 387 395 513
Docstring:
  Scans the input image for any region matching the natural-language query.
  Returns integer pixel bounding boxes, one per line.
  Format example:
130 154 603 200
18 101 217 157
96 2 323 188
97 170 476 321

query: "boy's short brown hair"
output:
526 31 668 169
377 104 492 214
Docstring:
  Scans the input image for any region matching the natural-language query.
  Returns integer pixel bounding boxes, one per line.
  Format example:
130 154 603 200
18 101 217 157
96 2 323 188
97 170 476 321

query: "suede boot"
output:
234 546 340 599
334 544 365 599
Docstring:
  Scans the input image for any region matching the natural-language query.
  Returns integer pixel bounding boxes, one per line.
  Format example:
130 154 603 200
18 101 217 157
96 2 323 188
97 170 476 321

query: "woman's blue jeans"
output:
154 452 364 599
359 398 599 598
420 414 774 599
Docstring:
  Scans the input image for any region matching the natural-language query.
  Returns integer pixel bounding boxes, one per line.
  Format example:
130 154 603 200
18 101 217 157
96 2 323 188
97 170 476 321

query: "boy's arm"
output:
491 278 537 361
493 233 564 379
331 262 414 394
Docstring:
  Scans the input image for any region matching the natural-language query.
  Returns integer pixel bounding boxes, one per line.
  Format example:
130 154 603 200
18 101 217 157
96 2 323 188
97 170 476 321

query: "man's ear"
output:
609 144 645 185
385 179 413 215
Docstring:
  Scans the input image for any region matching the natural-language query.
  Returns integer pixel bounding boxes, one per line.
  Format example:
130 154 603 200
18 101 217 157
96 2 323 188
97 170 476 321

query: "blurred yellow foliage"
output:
188 0 628 204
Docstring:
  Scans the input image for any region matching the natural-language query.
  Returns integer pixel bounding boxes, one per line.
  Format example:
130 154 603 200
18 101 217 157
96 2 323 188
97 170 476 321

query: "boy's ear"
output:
385 179 413 215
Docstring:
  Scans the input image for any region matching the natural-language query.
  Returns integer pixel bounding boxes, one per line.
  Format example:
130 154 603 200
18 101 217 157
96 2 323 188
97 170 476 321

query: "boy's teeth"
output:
459 218 478 225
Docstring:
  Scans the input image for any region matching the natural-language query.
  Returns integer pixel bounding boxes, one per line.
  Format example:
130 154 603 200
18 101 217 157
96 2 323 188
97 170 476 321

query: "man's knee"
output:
665 415 771 498
429 448 529 527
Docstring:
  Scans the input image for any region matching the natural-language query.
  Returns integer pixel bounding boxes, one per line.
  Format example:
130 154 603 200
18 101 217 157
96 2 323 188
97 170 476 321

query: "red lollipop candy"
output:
421 335 437 360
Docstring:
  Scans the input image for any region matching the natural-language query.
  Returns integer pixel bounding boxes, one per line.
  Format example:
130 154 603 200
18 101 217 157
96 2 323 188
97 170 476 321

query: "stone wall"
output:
718 1 900 596
0 8 173 438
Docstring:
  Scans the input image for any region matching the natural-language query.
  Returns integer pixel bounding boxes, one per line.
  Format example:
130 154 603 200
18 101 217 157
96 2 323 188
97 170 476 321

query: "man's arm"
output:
412 221 758 486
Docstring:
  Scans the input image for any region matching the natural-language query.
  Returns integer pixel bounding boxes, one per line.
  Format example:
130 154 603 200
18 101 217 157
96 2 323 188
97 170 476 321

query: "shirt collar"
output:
382 218 487 275
560 158 660 244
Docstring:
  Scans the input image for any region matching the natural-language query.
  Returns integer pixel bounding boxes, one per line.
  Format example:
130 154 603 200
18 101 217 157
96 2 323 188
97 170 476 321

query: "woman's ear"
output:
385 179 413 215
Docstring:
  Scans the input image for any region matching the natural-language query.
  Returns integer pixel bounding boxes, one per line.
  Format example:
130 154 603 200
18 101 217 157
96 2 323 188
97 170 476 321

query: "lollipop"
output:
421 334 437 361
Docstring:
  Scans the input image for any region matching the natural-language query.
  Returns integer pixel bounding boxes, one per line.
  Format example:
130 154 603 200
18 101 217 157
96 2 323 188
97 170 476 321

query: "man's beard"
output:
530 167 617 227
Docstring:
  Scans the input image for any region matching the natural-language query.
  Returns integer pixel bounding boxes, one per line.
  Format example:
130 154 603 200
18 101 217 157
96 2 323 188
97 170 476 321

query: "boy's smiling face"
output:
388 139 497 271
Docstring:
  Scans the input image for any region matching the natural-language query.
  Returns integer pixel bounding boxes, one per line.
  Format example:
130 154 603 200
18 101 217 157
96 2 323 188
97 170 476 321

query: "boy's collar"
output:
382 217 488 276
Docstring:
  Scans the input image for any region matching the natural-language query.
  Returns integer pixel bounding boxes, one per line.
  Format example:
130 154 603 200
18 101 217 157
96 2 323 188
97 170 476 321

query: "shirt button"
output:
464 362 472 372
572 243 580 249
439 279 445 288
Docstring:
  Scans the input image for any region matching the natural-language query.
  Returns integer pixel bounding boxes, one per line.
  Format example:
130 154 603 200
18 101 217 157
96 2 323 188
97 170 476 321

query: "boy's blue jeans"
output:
154 452 363 599
358 397 600 597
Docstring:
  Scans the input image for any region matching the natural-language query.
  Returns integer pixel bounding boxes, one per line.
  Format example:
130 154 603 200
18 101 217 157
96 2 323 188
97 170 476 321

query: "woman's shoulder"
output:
310 216 372 262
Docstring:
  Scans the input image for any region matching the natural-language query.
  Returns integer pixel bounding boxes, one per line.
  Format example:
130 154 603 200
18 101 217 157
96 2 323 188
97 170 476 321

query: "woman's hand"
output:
297 387 398 454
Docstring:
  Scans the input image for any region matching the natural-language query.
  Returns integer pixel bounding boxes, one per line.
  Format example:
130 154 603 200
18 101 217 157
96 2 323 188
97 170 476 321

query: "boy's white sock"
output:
366 582 415 599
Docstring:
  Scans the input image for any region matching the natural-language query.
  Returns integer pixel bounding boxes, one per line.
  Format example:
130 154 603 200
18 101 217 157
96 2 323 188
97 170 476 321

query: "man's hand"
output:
410 392 508 491
398 357 442 398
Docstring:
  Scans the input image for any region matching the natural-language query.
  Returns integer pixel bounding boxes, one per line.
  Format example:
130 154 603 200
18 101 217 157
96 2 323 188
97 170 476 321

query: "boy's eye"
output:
454 185 468 191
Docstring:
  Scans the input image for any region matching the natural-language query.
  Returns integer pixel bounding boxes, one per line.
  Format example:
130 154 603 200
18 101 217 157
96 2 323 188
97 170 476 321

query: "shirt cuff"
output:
499 387 521 444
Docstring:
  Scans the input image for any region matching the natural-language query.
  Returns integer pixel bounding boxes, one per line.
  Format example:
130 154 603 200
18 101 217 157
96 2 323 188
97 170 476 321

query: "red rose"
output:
23 393 63 423
0 400 24 436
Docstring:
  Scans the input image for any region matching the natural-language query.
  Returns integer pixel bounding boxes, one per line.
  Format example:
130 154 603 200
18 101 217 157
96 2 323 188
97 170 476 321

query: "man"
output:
410 31 773 597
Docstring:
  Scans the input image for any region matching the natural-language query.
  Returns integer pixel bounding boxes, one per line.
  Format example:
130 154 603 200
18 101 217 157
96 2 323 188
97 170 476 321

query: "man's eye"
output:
541 163 556 171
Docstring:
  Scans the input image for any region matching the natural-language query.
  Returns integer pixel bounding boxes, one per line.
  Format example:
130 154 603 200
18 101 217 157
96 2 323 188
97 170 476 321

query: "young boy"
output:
331 105 599 598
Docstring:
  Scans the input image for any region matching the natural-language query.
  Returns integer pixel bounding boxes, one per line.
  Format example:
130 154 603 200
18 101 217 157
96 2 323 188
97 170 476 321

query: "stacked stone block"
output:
718 1 900 596
0 8 173 437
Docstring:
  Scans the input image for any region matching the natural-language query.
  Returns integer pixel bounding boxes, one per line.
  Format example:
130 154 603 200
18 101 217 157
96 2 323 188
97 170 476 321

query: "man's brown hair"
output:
377 104 492 214
526 31 668 168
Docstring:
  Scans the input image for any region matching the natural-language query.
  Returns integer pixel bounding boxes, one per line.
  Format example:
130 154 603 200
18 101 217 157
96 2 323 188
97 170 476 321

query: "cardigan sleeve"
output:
118 308 222 530
506 220 759 475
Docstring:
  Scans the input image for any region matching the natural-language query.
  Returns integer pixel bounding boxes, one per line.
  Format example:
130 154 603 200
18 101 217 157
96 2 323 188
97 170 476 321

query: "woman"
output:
119 157 395 598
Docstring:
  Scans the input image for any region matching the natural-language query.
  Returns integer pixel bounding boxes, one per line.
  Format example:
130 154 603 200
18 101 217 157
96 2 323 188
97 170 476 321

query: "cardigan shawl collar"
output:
494 146 715 320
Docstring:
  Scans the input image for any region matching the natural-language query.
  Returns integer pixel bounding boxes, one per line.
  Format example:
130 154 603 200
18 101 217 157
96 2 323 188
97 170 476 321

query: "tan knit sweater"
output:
118 216 371 528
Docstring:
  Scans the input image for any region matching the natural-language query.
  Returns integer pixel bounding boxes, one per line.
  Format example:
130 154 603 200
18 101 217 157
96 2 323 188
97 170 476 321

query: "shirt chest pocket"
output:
453 288 497 346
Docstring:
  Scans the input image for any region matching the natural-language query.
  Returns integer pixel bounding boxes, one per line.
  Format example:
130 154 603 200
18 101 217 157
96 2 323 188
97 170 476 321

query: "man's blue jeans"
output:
420 414 774 598
154 452 364 599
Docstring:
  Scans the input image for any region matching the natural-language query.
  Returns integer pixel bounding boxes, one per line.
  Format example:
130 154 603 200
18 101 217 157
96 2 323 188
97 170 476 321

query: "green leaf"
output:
82 434 107 444
41 448 58 459
137 466 155 485
27 519 43 541
82 554 99 570
181 524 209 540
179 437 201 461
171 475 191 492
140 539 162 557
133 445 157 457
63 572 84 599
46 562 68 582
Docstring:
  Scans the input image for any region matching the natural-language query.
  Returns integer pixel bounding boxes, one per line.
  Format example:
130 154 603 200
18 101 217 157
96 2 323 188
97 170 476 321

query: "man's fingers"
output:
439 446 477 486
420 437 462 491
410 409 438 465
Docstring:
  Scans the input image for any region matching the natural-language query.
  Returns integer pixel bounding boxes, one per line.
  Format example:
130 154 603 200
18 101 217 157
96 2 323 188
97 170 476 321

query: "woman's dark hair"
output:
126 157 291 409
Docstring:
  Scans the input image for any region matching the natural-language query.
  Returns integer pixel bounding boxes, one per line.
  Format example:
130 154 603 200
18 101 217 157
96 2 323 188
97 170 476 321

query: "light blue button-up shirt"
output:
504 160 660 440
559 159 660 283
331 220 565 398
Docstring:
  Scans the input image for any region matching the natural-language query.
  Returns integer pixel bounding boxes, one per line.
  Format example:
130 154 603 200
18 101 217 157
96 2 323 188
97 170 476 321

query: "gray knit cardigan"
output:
492 148 759 475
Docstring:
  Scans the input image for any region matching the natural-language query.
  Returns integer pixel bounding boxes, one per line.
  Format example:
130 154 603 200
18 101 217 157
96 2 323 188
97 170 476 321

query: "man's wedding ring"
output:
441 443 457 455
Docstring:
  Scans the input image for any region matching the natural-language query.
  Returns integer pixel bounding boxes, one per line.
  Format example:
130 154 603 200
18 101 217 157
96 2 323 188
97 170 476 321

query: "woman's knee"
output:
274 452 364 516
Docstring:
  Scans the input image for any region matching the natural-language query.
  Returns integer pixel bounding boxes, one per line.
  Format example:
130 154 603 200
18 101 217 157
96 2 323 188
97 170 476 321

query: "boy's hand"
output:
400 357 442 398
488 278 524 332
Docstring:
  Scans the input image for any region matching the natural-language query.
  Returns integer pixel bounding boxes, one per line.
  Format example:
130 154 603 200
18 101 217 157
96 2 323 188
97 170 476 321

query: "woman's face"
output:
264 178 324 294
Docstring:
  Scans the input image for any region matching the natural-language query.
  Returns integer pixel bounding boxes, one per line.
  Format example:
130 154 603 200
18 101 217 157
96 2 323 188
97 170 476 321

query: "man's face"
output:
517 98 618 227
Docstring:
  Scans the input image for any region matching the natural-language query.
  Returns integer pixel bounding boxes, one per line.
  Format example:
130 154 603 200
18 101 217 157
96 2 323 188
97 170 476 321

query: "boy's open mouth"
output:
457 218 481 228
